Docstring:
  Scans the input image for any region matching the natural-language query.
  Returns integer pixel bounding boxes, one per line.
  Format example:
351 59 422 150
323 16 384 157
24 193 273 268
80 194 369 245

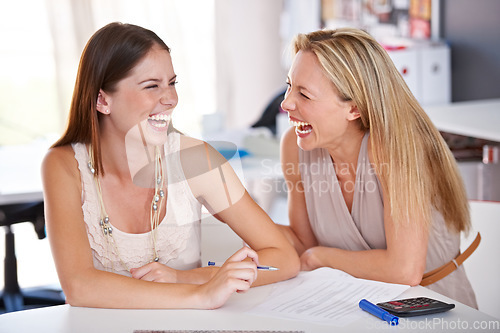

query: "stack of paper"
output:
246 268 409 327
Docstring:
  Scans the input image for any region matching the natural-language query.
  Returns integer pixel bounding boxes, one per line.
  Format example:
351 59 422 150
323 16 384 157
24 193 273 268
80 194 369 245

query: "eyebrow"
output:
286 77 312 93
138 75 177 85
287 77 315 96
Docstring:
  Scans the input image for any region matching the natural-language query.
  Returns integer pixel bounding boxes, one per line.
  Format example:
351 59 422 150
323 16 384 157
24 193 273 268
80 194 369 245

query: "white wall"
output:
201 214 244 265
214 0 288 130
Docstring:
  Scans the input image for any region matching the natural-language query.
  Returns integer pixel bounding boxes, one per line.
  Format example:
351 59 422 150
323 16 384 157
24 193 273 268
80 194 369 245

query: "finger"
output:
222 260 257 271
223 261 259 281
228 246 259 265
229 277 252 293
229 267 258 282
130 263 154 279
138 271 157 282
226 266 259 286
135 265 164 282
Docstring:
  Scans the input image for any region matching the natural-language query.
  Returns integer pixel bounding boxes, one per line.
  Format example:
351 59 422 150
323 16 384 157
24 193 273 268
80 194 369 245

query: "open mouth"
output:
148 113 171 128
289 118 312 134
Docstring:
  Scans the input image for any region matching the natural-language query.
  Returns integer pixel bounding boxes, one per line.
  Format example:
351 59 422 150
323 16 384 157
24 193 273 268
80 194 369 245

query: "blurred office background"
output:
0 0 499 317
1 0 499 146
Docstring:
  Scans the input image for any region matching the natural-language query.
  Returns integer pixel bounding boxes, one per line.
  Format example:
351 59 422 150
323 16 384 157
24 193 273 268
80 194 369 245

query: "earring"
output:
105 109 110 114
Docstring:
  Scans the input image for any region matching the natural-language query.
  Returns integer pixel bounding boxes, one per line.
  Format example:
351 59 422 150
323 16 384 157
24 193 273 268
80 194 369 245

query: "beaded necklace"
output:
87 145 165 272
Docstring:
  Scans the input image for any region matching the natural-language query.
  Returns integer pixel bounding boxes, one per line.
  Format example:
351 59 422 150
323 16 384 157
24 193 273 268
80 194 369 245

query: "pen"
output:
207 261 279 271
359 299 399 326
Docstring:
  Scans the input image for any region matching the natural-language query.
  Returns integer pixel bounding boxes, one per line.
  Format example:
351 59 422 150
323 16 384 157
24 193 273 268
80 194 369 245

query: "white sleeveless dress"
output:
72 132 202 277
299 133 477 308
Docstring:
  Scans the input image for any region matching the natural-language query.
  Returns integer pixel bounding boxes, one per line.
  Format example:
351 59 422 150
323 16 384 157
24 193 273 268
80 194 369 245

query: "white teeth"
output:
295 127 312 134
151 121 167 128
148 114 171 128
148 114 172 121
289 118 312 134
288 119 311 127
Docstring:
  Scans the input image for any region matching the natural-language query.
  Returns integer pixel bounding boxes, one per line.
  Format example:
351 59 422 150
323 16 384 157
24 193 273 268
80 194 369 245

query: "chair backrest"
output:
0 202 46 239
462 201 500 319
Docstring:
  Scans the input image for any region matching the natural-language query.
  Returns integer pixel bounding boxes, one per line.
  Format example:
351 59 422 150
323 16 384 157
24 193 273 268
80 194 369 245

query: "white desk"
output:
1 279 498 333
424 99 500 142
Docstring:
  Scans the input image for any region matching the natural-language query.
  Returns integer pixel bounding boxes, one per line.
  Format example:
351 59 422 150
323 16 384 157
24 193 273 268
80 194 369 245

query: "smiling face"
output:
97 43 178 147
281 50 360 151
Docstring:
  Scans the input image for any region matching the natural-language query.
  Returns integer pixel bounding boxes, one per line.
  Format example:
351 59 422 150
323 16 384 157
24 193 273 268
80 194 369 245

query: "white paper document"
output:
246 268 409 327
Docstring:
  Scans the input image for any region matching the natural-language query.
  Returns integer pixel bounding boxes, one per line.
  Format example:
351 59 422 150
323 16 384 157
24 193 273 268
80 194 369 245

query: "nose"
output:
280 89 294 113
160 88 178 107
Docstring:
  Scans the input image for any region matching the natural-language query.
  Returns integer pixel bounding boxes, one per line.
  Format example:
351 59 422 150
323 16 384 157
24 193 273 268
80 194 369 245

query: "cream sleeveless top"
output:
72 132 202 277
299 133 477 308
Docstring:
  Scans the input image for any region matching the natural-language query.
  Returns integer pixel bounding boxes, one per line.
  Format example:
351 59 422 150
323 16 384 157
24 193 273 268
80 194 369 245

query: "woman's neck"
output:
327 129 365 170
99 139 130 179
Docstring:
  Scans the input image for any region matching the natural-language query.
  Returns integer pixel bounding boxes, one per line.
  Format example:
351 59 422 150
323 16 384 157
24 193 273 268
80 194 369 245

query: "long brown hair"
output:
52 22 171 176
292 28 470 233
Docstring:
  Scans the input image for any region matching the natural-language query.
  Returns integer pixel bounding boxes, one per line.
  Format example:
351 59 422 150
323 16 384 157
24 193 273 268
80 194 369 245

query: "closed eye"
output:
146 84 159 89
285 80 309 99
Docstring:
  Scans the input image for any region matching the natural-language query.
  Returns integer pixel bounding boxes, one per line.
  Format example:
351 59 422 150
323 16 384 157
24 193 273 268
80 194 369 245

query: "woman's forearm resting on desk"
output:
279 222 428 286
129 243 299 287
299 246 426 286
58 246 263 309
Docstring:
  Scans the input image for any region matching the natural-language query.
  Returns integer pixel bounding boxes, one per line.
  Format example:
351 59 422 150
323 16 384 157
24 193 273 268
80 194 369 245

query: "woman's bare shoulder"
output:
280 127 300 167
178 134 227 179
42 144 79 177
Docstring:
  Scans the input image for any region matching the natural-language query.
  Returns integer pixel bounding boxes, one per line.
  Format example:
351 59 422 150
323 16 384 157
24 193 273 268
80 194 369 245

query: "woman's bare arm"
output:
42 146 258 309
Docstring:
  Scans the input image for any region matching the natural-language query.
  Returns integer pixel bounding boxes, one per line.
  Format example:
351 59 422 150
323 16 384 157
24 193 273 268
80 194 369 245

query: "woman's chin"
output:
144 120 171 146
295 128 316 150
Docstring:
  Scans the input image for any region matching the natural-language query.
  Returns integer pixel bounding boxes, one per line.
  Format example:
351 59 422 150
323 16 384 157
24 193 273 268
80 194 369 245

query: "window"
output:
0 1 59 145
0 0 215 146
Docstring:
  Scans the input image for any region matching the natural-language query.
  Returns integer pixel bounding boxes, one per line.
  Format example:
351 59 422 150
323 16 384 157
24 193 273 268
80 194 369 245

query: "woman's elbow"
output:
406 272 423 287
286 239 302 277
397 264 425 286
60 275 94 307
287 252 301 278
61 280 83 306
275 245 300 280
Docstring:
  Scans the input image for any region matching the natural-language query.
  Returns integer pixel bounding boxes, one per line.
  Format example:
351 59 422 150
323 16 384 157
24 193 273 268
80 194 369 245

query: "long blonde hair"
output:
292 28 469 233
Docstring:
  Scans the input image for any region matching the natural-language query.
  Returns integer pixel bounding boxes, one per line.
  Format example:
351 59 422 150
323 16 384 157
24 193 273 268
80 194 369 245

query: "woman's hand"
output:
197 246 259 309
130 262 178 283
299 247 325 271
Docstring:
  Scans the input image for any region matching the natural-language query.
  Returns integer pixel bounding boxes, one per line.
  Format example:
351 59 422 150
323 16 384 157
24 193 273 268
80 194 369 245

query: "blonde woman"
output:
279 27 477 308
